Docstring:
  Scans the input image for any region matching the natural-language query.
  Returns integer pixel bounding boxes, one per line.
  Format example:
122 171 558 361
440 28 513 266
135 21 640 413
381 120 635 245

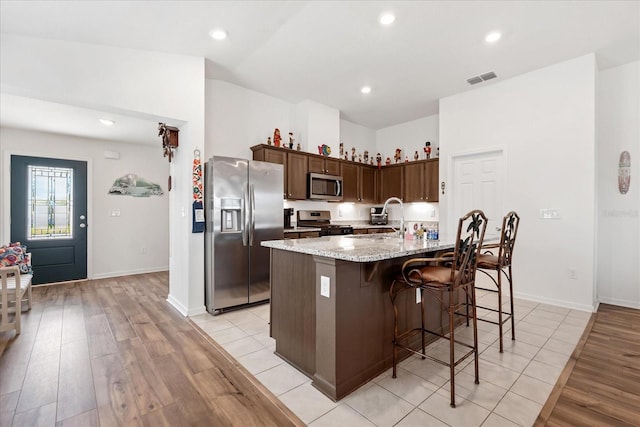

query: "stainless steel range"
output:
296 210 353 236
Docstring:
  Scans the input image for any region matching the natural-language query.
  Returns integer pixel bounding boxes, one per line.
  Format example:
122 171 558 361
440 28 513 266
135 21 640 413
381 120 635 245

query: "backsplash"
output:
284 200 439 225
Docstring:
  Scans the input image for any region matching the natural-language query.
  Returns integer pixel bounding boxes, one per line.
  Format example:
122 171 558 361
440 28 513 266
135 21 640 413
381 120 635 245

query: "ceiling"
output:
1 1 639 145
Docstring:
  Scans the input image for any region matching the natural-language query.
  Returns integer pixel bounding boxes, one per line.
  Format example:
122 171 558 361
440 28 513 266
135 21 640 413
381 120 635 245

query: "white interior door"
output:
451 150 504 238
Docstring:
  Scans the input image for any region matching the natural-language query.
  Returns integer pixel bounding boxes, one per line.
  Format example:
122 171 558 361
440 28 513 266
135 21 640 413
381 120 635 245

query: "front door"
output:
451 150 503 237
10 155 88 284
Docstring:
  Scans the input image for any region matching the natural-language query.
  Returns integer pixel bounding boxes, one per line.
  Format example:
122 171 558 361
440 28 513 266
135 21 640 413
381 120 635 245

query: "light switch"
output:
539 208 561 219
110 209 121 217
320 275 330 298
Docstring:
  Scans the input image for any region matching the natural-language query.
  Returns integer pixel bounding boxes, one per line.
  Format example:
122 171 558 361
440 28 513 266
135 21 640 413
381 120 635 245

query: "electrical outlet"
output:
568 268 577 279
321 275 330 298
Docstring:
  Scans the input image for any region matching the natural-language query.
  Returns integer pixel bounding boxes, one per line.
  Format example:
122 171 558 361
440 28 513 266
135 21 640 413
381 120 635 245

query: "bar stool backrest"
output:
452 210 488 288
497 211 520 268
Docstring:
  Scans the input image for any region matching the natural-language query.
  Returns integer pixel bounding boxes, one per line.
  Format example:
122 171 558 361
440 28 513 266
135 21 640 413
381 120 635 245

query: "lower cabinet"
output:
284 231 320 239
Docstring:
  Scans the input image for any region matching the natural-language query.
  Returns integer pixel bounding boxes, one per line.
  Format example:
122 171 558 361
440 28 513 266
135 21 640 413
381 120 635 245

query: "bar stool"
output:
476 211 520 352
389 209 487 408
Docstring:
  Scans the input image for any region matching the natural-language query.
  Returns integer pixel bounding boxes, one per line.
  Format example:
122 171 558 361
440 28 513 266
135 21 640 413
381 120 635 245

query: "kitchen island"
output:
262 234 461 401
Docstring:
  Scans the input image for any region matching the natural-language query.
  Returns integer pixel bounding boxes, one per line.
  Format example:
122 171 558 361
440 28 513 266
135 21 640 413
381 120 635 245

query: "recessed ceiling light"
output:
485 31 502 43
379 12 395 26
361 86 371 94
209 29 227 40
99 118 115 126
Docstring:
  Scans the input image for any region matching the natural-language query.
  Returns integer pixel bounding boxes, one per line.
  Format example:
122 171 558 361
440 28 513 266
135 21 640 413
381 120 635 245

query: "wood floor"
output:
535 303 640 426
0 272 303 427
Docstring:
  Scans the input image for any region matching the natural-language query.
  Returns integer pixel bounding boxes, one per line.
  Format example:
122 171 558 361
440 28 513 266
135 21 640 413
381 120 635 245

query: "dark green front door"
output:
11 155 88 284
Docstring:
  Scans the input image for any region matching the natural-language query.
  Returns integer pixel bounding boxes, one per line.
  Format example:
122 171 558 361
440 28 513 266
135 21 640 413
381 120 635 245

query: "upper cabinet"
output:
379 163 404 202
286 152 308 199
309 156 340 175
251 144 438 203
403 159 439 202
251 145 307 200
341 163 377 203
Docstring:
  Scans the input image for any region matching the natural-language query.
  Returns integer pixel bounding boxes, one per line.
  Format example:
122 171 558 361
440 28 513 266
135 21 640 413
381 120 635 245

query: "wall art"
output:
108 173 163 197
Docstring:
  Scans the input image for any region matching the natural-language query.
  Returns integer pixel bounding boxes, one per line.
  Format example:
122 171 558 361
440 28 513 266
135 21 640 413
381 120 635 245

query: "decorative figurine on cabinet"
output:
386 157 392 165
351 147 356 162
405 156 409 163
339 142 344 158
358 154 362 163
394 148 402 163
288 132 294 149
296 142 301 151
364 151 369 163
376 153 382 169
267 136 272 146
424 141 431 159
344 153 348 161
318 144 331 156
274 128 282 147
414 150 419 161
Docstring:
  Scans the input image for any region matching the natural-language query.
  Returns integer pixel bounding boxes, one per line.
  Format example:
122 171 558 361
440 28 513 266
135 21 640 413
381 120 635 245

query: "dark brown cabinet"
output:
251 145 307 200
284 231 320 239
309 156 340 175
379 163 404 201
286 152 308 200
403 159 439 202
252 144 438 204
341 163 377 203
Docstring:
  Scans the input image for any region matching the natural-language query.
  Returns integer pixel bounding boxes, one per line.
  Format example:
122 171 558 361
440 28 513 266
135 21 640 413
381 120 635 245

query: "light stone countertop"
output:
261 233 458 263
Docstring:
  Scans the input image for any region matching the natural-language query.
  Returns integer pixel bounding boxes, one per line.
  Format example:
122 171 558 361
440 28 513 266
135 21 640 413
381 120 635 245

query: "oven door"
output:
307 173 343 201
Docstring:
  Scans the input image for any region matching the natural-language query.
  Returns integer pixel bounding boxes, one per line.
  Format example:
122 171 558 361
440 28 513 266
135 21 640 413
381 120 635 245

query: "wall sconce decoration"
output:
158 122 179 162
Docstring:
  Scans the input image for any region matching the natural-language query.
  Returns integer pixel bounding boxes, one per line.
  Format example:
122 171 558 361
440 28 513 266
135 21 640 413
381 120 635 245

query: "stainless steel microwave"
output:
307 173 343 201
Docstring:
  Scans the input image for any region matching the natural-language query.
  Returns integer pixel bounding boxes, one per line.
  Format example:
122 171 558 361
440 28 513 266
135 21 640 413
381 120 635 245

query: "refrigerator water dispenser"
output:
220 198 242 233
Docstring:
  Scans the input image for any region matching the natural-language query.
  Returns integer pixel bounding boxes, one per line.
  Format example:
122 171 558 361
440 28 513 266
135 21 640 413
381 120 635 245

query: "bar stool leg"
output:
472 285 479 385
509 265 515 341
449 300 456 408
497 270 504 353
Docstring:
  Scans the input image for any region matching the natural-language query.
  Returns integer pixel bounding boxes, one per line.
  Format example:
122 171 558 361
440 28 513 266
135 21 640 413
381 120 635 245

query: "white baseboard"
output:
167 294 188 316
513 291 596 313
187 306 207 316
597 297 640 310
90 266 169 280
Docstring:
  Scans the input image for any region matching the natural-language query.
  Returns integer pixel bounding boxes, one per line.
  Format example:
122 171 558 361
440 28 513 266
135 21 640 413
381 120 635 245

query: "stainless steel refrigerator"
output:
204 156 283 313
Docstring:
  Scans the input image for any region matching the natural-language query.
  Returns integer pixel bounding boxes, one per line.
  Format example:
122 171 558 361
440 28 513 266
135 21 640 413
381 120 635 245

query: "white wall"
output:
440 54 598 312
1 34 206 315
339 120 377 162
376 115 440 164
206 79 293 159
295 100 340 154
0 127 169 278
597 61 640 309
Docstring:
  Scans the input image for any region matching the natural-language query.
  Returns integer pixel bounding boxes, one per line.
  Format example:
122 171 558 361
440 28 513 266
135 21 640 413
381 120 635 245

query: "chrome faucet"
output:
382 197 404 240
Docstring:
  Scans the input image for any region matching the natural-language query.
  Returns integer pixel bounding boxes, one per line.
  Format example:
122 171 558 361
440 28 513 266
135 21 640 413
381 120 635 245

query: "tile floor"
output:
190 289 591 427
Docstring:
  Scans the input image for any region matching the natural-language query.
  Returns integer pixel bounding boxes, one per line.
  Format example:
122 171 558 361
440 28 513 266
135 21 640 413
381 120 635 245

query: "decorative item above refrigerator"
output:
204 156 283 313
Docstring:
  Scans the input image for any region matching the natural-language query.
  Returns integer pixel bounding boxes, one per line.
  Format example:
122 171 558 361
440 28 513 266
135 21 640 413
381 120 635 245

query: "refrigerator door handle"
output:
249 184 256 246
242 186 249 246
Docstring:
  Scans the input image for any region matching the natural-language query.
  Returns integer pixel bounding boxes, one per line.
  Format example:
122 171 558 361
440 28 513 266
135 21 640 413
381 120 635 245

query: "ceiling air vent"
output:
466 71 498 85
466 76 483 85
480 72 497 81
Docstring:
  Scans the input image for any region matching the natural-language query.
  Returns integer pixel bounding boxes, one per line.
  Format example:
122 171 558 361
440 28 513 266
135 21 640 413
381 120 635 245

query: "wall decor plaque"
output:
618 151 630 194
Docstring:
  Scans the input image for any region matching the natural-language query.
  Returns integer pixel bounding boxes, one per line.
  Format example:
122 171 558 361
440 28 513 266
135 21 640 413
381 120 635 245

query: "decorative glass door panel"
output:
28 165 74 239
